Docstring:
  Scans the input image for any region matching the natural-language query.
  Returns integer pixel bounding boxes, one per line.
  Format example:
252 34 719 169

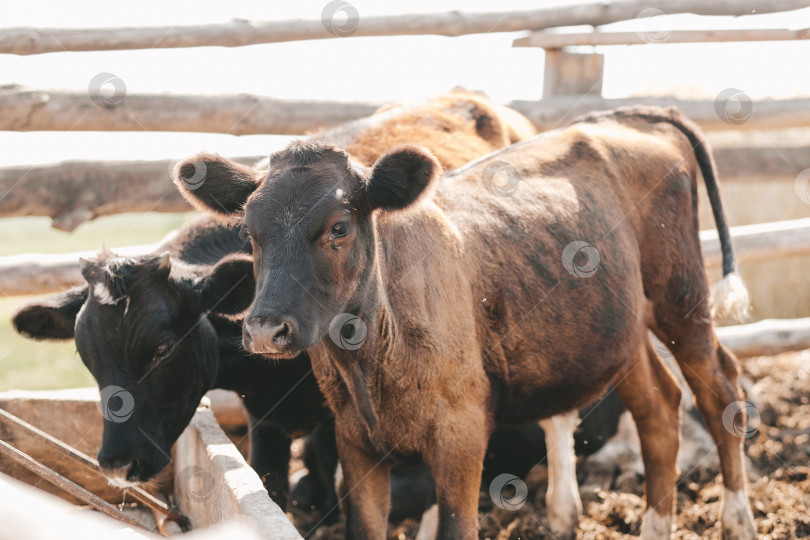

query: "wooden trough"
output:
0 388 302 539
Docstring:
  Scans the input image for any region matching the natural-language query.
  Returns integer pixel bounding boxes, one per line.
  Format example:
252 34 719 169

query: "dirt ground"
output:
290 349 810 539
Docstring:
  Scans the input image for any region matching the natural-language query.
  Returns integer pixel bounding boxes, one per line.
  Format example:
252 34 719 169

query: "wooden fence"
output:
0 217 806 297
2 139 807 232
4 86 810 135
2 0 806 55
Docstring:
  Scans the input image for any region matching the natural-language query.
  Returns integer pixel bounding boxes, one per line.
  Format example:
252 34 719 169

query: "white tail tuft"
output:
710 272 750 323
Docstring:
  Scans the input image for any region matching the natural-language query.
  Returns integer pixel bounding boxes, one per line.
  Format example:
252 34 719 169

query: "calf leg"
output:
662 321 756 540
539 411 581 539
613 339 681 539
247 417 292 510
414 504 439 540
335 424 391 540
303 421 340 522
424 407 487 540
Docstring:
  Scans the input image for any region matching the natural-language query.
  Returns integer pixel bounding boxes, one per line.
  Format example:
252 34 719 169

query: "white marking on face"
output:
539 411 582 536
93 282 117 305
640 508 672 539
335 188 344 200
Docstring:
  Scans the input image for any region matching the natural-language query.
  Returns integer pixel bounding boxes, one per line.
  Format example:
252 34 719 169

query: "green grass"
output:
0 296 93 391
0 213 196 256
0 212 198 391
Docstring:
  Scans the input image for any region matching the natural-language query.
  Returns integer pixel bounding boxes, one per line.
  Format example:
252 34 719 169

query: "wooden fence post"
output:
543 50 604 98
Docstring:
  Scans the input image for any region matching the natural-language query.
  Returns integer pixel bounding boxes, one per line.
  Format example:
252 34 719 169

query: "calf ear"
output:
12 286 88 340
364 146 441 212
173 153 263 220
196 255 256 315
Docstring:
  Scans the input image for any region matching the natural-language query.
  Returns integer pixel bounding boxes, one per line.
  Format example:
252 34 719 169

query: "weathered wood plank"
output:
174 409 302 539
515 28 810 48
2 0 807 55
0 408 188 530
717 317 810 358
3 86 808 134
0 157 193 231
542 51 604 97
0 389 173 504
0 240 167 295
0 85 379 137
0 155 267 231
508 95 810 132
700 218 810 268
0 440 157 532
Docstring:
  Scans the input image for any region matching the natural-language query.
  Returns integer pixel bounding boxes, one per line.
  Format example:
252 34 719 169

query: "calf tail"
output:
572 106 750 322
661 109 749 322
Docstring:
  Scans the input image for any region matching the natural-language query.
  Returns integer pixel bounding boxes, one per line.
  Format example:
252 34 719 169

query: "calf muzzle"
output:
243 315 300 358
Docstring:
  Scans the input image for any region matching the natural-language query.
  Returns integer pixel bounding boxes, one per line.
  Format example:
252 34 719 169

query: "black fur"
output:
364 146 441 212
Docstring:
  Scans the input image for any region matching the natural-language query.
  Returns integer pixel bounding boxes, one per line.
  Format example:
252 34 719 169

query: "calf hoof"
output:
546 498 580 540
640 508 672 539
721 490 757 540
547 511 578 540
545 483 581 539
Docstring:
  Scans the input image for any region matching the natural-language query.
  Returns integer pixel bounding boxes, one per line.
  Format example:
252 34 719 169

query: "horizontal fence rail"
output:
0 239 169 296
0 85 380 136
1 0 808 55
700 218 810 268
514 27 810 48
510 96 810 133
0 156 262 231
3 218 810 297
1 142 807 231
716 317 810 358
3 85 810 135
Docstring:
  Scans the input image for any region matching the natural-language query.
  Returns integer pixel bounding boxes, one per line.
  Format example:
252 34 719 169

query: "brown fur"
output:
258 108 750 538
174 102 754 538
310 89 536 170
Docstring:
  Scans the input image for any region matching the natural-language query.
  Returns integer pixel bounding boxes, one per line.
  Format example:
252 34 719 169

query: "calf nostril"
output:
273 322 291 345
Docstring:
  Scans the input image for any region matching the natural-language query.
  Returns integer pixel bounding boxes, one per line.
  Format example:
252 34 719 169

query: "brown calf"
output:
174 106 755 539
178 91 588 532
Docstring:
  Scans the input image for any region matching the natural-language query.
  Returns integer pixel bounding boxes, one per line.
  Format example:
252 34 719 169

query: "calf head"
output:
13 251 254 486
173 143 440 358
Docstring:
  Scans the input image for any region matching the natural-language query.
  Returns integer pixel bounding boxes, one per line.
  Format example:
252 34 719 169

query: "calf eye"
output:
331 222 350 238
153 338 176 364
